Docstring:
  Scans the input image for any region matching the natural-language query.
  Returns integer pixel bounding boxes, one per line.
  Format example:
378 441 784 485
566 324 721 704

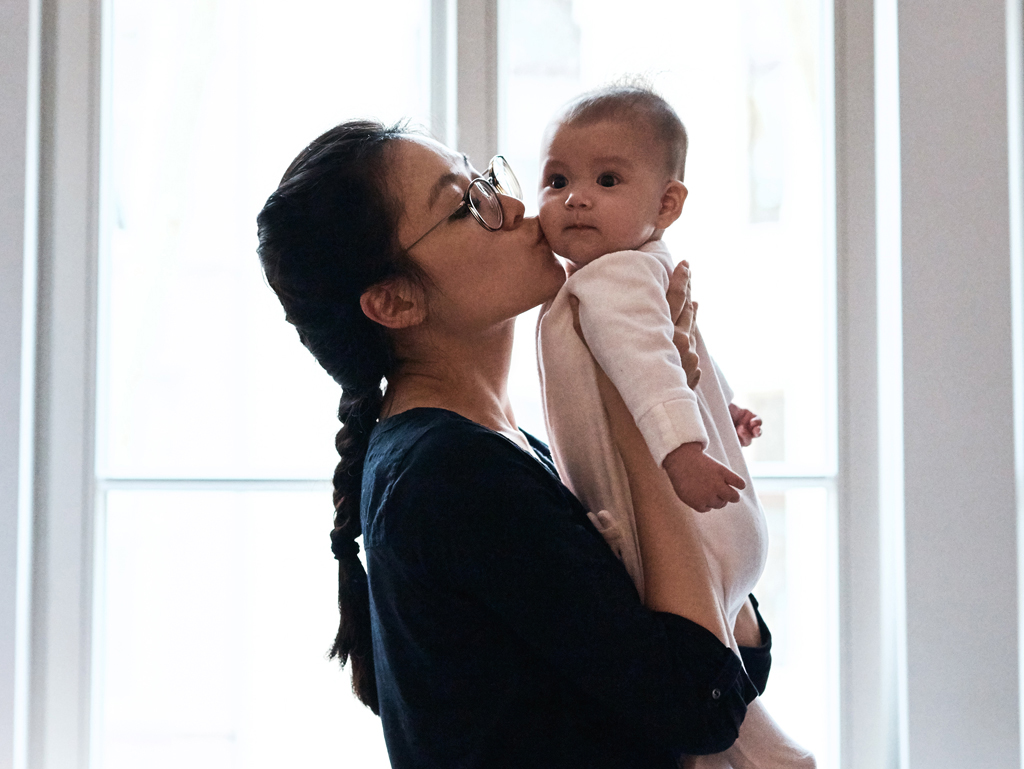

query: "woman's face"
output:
391 136 566 333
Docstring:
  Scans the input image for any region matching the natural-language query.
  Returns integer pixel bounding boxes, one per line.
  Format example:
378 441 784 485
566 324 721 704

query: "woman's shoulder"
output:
362 408 568 543
368 407 546 472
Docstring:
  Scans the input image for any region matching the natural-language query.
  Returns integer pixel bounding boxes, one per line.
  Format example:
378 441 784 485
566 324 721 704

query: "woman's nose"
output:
499 193 525 230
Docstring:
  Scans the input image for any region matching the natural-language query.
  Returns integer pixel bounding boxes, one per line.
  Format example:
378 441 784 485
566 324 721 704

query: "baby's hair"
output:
557 78 688 181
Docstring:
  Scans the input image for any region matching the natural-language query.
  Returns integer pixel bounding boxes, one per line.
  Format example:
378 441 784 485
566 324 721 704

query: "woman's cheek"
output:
537 251 567 299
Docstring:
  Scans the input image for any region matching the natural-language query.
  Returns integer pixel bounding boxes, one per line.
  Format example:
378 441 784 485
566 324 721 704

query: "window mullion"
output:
455 0 498 168
30 0 103 766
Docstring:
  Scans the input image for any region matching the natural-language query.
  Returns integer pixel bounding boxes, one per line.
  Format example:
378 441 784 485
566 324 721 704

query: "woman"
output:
256 120 765 768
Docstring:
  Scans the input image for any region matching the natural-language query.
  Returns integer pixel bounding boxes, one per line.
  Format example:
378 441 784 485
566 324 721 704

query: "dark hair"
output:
256 119 419 714
558 79 689 180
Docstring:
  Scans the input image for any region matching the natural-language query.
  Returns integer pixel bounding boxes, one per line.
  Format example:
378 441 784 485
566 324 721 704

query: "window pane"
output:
501 0 833 474
100 490 390 768
753 486 837 767
102 0 431 479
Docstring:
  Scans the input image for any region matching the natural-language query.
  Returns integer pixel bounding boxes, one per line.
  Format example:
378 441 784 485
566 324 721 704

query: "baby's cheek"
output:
537 204 558 235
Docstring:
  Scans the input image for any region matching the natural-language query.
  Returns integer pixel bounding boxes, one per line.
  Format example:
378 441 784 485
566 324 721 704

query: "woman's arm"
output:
402 424 755 756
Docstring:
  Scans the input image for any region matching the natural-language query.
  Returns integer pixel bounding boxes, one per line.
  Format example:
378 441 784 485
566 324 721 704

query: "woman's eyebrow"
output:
428 173 461 208
427 155 473 209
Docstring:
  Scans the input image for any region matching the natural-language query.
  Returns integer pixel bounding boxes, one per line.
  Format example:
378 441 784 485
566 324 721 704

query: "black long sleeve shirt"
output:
361 408 759 769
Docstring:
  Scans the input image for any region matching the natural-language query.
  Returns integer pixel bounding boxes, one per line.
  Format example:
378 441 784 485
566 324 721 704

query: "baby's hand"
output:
662 442 745 513
729 403 763 447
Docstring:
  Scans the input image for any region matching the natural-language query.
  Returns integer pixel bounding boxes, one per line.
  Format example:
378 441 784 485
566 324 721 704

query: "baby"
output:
535 84 815 769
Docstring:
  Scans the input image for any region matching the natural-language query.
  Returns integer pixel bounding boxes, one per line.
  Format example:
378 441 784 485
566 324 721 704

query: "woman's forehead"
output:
396 136 469 181
394 136 472 208
391 136 473 243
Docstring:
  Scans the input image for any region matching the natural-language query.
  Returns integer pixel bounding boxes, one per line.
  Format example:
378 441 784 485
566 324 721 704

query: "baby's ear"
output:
360 277 427 329
656 181 688 228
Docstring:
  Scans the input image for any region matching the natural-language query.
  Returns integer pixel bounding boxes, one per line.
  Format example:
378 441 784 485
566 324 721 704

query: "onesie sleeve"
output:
405 427 756 756
704 329 735 404
568 249 708 465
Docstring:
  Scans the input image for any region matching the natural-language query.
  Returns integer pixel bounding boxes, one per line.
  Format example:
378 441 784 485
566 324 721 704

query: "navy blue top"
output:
361 408 758 769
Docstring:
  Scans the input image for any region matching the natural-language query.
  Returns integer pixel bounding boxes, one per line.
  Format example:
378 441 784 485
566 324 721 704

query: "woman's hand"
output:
667 260 701 389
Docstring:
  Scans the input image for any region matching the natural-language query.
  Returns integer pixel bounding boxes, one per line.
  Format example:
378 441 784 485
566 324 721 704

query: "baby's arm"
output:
570 251 744 512
729 403 763 447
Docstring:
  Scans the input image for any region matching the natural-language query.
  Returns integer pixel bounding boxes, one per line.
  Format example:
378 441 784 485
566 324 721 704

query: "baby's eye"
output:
597 173 618 187
548 174 567 190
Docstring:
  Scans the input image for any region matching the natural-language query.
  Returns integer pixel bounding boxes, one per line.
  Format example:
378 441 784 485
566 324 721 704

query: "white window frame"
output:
5 0 1024 767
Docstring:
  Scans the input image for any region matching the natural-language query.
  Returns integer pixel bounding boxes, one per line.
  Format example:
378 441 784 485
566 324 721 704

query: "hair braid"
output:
328 385 384 713
256 120 422 714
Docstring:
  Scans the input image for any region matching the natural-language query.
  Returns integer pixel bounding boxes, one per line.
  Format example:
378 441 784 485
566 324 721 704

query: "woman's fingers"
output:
667 261 691 323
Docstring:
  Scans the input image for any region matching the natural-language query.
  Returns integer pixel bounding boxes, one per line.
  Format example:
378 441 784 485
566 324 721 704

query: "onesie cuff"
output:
637 398 709 466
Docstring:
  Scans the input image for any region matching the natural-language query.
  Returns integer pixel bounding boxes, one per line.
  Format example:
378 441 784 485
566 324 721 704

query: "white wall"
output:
897 0 1021 765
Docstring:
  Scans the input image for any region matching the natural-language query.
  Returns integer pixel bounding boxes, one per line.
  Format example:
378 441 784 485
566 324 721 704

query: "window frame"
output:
12 0 991 766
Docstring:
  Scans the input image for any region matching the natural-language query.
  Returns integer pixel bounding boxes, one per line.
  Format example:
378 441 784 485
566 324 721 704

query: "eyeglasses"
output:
403 155 522 251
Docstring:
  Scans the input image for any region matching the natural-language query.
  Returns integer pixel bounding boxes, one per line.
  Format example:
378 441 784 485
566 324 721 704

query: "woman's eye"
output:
449 201 472 220
597 174 618 187
548 175 567 190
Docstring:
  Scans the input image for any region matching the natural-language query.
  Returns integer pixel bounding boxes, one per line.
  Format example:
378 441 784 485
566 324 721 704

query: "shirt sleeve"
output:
738 594 772 695
404 427 755 756
568 250 708 465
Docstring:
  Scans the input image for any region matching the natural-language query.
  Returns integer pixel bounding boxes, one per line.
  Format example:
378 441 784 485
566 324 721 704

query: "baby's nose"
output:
565 192 590 209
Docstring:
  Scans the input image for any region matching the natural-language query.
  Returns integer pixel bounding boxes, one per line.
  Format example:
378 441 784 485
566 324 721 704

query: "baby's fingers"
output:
723 467 746 490
704 496 728 511
716 480 741 505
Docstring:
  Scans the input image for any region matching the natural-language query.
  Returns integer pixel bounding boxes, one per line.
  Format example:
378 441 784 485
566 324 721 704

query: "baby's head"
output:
538 84 689 266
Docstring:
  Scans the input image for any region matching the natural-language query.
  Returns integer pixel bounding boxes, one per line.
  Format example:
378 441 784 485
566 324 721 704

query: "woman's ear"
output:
655 181 688 229
360 277 427 329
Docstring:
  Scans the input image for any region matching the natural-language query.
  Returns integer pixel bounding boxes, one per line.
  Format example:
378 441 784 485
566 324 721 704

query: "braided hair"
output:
256 120 420 714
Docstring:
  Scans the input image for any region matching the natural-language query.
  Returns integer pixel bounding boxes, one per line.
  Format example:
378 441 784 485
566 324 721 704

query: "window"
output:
98 1 430 766
502 1 837 762
95 1 835 766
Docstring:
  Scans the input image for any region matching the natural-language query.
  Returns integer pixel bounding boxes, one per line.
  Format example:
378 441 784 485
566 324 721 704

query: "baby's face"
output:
538 119 672 266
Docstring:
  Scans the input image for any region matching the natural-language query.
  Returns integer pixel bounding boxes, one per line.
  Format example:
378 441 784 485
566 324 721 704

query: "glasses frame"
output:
403 155 521 251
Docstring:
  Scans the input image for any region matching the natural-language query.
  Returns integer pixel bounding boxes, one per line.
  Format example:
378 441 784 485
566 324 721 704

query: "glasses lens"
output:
468 180 503 230
489 156 522 200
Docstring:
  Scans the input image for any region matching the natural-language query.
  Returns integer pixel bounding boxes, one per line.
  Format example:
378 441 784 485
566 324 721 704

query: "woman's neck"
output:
382 320 527 447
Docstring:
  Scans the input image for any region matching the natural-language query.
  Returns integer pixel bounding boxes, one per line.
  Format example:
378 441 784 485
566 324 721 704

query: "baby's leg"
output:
680 700 816 769
717 698 817 769
593 341 817 768
733 598 762 648
592 359 730 643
